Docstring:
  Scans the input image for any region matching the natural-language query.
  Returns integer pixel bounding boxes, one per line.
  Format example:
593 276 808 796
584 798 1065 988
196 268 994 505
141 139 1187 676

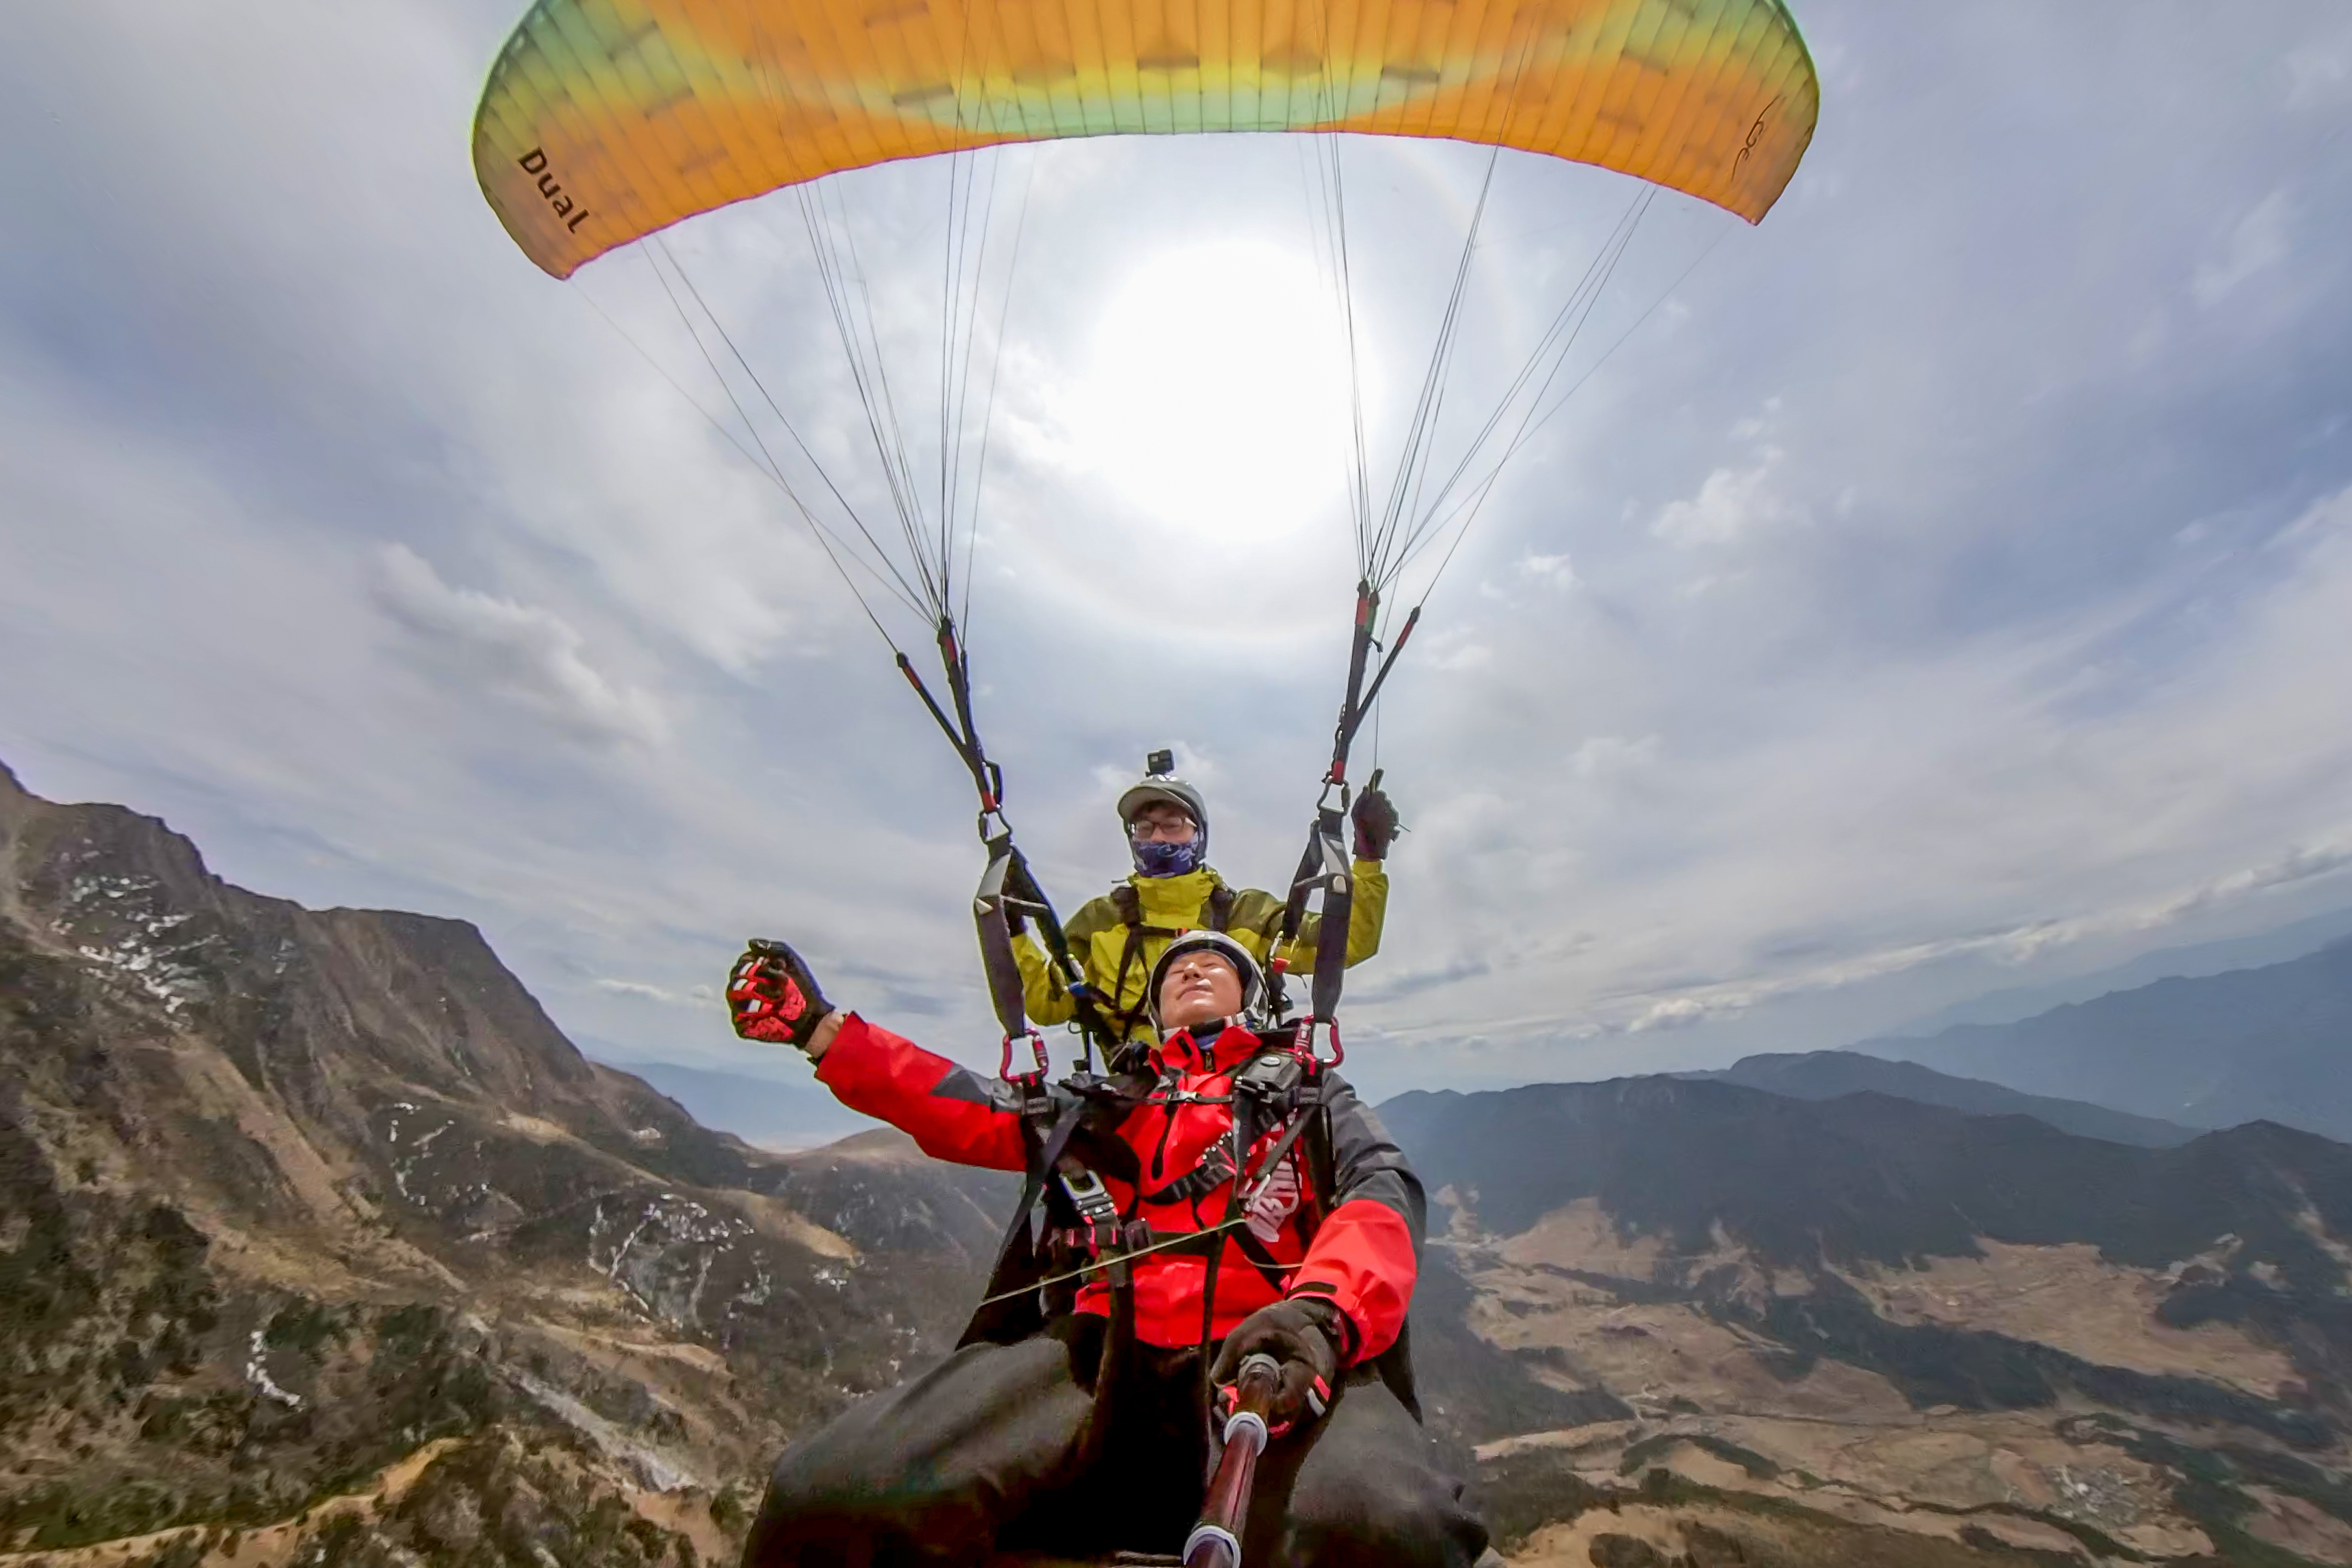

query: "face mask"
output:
1132 836 1205 878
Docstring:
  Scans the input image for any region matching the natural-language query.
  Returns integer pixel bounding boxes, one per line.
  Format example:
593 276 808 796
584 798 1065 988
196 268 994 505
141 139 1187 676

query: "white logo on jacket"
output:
1246 1154 1303 1243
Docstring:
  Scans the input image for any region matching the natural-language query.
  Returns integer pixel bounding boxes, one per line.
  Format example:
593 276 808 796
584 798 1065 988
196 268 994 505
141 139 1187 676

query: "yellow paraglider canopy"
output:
473 0 1817 279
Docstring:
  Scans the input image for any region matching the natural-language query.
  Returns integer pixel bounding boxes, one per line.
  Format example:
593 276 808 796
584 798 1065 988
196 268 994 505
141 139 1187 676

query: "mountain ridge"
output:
1856 936 2352 1140
1688 1050 2201 1146
1886 903 2352 1036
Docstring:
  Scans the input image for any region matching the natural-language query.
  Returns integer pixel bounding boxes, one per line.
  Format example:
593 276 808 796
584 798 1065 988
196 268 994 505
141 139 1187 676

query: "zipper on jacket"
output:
1150 1100 1183 1181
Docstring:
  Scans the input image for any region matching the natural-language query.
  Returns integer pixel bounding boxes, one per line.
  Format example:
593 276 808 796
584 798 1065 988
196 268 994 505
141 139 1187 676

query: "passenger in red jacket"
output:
727 930 1486 1567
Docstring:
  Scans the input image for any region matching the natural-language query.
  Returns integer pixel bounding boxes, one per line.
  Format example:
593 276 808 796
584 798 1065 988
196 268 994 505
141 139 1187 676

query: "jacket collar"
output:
1153 1020 1260 1077
1125 865 1226 920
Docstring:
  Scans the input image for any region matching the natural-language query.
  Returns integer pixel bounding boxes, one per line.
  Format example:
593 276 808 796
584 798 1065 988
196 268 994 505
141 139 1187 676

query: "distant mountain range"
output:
1889 903 2352 1036
1858 937 2352 1140
1688 1050 2199 1146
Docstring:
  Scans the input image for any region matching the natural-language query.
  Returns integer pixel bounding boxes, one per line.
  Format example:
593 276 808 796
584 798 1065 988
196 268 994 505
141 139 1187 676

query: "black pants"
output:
743 1315 1487 1567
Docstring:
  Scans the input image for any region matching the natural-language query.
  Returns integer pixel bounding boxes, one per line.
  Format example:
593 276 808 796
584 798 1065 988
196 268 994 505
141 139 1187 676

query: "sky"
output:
5 1 2351 1142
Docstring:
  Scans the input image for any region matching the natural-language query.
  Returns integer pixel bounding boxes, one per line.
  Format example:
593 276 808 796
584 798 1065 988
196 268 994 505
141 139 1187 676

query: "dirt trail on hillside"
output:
0 1437 462 1567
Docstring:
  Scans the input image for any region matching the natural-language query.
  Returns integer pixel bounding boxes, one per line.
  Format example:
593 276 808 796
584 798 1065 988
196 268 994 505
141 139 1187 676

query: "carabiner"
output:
1282 1015 1342 1068
1000 1029 1050 1083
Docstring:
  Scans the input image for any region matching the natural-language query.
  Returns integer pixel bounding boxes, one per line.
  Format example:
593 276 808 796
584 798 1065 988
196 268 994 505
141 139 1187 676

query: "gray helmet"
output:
1117 748 1208 835
1146 930 1265 1033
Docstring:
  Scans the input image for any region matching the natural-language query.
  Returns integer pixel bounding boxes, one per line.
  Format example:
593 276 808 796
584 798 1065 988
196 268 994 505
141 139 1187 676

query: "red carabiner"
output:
1000 1030 1050 1083
1285 1015 1343 1069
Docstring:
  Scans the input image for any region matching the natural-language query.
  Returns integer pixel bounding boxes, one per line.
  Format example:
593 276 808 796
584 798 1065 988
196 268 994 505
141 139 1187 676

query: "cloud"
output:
1423 628 1495 671
593 977 716 1006
2286 36 2350 109
1651 447 1794 549
1432 811 2352 1045
372 546 665 748
1515 551 1579 590
1627 997 1709 1032
2194 189 2293 307
1570 735 1660 781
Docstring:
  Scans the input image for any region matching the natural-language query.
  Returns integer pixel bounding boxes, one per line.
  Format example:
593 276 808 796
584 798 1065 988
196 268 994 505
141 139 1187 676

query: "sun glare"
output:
1081 241 1359 542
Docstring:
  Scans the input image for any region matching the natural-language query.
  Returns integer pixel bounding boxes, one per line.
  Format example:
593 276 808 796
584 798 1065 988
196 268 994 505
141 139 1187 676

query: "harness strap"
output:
1104 881 1241 1043
980 1094 1087 1295
976 832 1119 1071
1107 886 1149 1043
1131 1107 1313 1210
1220 1070 1331 1294
1137 1144 1237 1207
1305 810 1352 1024
1042 1223 1293 1294
1239 1088 1324 1204
973 833 1035 1049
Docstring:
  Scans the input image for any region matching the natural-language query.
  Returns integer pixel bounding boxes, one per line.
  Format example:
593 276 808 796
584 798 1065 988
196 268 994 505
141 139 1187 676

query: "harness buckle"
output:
1058 1166 1124 1264
1000 1028 1050 1083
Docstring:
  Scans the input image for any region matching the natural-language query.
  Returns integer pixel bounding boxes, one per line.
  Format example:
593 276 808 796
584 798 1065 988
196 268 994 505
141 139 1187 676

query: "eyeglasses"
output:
1129 811 1198 844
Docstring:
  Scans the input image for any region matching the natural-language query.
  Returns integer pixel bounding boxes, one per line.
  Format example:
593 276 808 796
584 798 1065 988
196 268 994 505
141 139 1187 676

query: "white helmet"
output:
1146 930 1266 1033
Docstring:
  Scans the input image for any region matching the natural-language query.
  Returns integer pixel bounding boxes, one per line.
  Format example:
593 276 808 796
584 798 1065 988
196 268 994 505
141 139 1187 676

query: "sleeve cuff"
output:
1288 1287 1361 1361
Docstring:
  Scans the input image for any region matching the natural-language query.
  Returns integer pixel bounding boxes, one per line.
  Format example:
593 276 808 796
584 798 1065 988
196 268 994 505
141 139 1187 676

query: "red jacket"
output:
816 1014 1423 1359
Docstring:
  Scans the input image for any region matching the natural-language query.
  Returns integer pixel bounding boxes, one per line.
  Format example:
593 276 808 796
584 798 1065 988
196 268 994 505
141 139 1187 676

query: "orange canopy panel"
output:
474 0 1818 279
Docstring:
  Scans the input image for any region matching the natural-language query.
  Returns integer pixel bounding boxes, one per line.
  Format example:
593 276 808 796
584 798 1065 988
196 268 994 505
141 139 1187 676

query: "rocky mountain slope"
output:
0 760 1011 1564
1859 939 2352 1141
1386 1076 2352 1566
1688 1051 2198 1147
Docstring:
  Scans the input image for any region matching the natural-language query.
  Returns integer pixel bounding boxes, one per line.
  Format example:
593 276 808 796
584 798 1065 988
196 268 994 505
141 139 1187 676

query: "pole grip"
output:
1185 1356 1282 1568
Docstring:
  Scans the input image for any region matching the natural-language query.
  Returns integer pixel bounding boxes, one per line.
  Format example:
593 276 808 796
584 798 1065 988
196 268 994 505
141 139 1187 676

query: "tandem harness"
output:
1102 882 1239 1045
957 584 1407 1347
959 1030 1338 1350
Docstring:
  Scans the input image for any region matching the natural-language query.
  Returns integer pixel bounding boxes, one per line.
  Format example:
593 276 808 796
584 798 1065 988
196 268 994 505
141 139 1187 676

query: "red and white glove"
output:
726 940 834 1055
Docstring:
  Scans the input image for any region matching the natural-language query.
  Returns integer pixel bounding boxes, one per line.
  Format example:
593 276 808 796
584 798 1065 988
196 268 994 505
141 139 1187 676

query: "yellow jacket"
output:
1011 861 1388 1044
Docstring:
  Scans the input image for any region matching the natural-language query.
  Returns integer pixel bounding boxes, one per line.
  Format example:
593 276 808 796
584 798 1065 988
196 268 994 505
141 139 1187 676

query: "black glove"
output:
1001 856 1039 938
725 939 834 1054
1351 785 1400 860
1211 1297 1345 1438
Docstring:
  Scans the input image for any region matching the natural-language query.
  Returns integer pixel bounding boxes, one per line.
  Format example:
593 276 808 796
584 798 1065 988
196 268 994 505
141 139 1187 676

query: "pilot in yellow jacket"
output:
1011 756 1396 1046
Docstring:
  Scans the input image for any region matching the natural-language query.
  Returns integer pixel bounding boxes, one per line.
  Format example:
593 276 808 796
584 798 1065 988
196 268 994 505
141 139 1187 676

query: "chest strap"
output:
1105 883 1239 1039
1047 1221 1297 1298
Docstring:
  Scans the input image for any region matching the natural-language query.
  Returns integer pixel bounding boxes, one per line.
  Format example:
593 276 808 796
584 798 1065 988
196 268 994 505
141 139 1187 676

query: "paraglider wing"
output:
473 0 1818 279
